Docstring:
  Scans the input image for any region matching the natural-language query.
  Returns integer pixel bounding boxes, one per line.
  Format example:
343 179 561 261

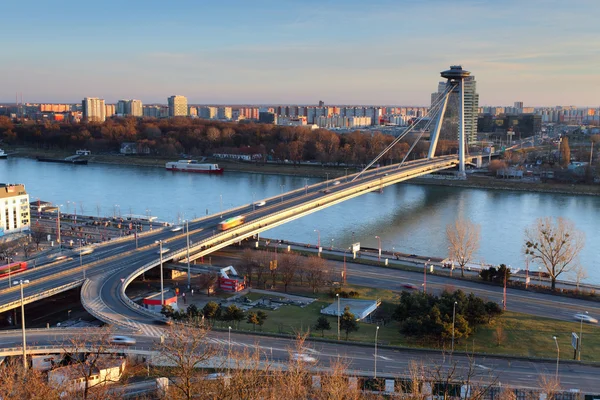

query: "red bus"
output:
218 216 246 231
0 261 28 278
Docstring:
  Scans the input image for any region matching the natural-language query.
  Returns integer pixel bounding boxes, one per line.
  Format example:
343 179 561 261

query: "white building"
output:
168 95 188 117
82 97 106 122
0 183 30 236
48 358 126 394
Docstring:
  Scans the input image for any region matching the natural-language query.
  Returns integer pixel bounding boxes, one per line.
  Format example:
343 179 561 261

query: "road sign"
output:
572 332 579 350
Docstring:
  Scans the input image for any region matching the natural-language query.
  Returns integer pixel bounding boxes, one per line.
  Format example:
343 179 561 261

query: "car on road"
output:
320 189 331 194
254 201 266 207
290 353 317 363
108 335 136 346
574 313 599 324
333 181 340 186
79 248 94 256
170 226 183 232
401 283 418 290
157 247 170 255
54 255 67 261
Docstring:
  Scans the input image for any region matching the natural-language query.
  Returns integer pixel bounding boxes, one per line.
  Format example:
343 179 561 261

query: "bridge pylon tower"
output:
427 65 471 179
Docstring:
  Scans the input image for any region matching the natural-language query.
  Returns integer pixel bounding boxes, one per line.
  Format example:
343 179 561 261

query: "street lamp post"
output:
451 301 458 354
336 293 340 341
344 168 349 182
228 326 232 371
374 326 380 379
156 240 165 305
57 205 62 252
280 185 285 203
304 178 309 195
503 266 508 310
14 279 29 371
79 239 85 280
325 173 330 189
423 260 429 294
314 229 320 249
186 220 191 290
219 195 223 219
525 255 530 289
252 192 256 211
375 236 381 261
330 238 334 250
553 336 560 381
578 314 585 362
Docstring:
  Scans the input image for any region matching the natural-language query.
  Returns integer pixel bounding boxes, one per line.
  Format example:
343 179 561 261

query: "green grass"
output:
226 284 600 361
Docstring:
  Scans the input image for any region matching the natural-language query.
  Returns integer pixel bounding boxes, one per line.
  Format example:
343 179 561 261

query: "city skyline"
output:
1 0 599 106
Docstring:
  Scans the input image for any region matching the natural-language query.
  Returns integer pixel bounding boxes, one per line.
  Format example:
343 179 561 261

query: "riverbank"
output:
7 146 600 195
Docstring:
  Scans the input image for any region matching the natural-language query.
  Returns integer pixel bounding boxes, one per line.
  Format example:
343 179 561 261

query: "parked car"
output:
574 313 599 324
108 335 136 346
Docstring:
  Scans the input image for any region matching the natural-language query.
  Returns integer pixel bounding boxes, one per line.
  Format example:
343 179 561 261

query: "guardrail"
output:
0 280 86 313
80 277 141 331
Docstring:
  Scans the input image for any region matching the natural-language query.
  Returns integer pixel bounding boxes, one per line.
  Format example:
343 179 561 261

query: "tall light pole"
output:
57 204 62 252
553 336 560 381
525 254 530 289
374 326 380 379
252 192 256 211
503 266 508 310
228 326 232 372
336 293 340 341
330 238 334 250
579 311 588 361
280 184 285 203
79 239 85 280
423 260 429 294
314 229 320 249
186 220 191 290
344 168 349 182
451 301 458 354
304 178 309 195
219 194 223 218
325 172 330 189
14 279 29 371
375 236 381 261
156 240 165 305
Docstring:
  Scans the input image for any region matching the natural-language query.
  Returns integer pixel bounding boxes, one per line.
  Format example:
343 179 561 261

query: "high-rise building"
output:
430 74 479 143
218 107 232 120
199 106 218 119
117 100 142 116
168 95 188 117
0 183 30 235
514 101 524 110
105 104 115 117
82 97 106 122
462 76 479 143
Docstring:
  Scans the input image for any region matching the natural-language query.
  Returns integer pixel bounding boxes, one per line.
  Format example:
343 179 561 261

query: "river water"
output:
2 158 599 283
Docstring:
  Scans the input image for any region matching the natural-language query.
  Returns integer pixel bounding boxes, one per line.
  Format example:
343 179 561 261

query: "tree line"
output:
0 116 459 165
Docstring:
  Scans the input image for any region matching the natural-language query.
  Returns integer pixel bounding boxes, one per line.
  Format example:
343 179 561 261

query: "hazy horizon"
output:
2 0 599 106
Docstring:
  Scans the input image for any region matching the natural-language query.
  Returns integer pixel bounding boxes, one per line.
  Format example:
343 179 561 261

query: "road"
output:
0 156 458 313
212 249 600 325
0 328 599 392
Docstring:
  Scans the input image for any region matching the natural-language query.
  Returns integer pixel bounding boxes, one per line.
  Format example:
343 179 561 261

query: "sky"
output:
1 0 599 106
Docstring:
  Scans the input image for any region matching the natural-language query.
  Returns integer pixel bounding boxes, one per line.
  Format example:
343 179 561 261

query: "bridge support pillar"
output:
427 85 451 159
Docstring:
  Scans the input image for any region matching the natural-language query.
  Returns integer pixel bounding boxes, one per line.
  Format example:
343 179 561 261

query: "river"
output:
2 158 598 283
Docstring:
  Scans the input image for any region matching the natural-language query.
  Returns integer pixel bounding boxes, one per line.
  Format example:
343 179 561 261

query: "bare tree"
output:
538 375 561 400
0 359 64 399
198 272 219 296
525 217 585 290
278 253 299 292
572 264 588 293
446 219 481 277
156 324 219 400
30 225 47 251
304 256 326 293
238 248 257 284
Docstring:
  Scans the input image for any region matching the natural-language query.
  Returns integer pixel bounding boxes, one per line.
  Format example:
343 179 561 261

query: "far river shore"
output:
6 146 600 196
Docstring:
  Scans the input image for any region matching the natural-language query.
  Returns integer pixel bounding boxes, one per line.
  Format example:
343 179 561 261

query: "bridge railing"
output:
80 278 142 330
0 280 86 314
168 157 460 261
